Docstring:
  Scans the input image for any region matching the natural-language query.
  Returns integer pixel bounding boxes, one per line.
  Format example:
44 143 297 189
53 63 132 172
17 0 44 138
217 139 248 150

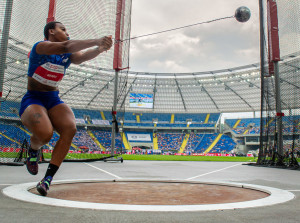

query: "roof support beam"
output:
280 78 300 90
283 62 300 70
174 77 186 111
222 82 254 111
200 84 220 111
60 81 85 98
3 73 25 83
193 75 220 111
60 73 97 98
153 76 157 110
119 77 137 109
238 77 260 89
87 77 115 106
262 78 289 108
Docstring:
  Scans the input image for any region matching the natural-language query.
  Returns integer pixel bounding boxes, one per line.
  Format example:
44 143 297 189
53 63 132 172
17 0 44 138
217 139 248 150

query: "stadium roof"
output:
3 36 300 114
2 0 300 114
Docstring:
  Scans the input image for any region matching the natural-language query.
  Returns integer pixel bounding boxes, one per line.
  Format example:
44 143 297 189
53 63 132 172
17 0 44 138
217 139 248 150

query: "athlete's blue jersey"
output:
28 41 72 87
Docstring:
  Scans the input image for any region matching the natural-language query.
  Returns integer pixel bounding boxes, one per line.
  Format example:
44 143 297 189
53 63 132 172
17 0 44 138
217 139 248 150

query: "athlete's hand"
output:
97 36 113 52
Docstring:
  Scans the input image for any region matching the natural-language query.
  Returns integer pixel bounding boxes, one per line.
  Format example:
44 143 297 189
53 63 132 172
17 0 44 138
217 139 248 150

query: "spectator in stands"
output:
19 21 112 196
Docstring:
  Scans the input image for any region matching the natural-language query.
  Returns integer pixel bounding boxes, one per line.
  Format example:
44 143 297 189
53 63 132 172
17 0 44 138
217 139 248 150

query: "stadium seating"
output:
92 130 123 150
209 113 221 123
92 130 111 149
184 133 230 153
124 113 136 121
0 101 20 118
0 107 237 156
185 133 204 151
35 107 221 128
0 121 237 156
72 129 99 151
193 134 218 153
0 124 28 147
189 124 215 127
226 116 300 135
226 118 261 135
48 131 60 149
102 111 113 121
156 123 186 128
124 123 153 127
157 133 184 151
72 108 102 123
139 113 155 122
209 135 236 153
225 119 237 128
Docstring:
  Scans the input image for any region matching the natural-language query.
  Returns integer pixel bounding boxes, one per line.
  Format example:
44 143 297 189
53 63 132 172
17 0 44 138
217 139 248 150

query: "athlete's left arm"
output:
70 36 113 64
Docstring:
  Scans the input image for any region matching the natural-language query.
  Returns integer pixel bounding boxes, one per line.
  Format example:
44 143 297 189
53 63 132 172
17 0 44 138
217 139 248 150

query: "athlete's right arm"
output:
35 39 104 55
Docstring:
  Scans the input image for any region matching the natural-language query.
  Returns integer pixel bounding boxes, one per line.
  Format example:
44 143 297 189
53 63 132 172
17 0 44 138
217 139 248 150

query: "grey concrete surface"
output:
1 160 299 223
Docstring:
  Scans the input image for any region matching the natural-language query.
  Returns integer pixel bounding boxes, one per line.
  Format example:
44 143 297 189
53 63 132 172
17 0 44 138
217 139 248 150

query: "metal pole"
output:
47 0 56 23
111 0 124 159
111 70 119 156
274 61 283 158
258 0 266 164
0 0 14 101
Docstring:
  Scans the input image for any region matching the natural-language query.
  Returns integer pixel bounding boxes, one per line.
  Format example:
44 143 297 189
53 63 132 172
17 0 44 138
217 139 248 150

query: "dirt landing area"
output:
30 181 269 205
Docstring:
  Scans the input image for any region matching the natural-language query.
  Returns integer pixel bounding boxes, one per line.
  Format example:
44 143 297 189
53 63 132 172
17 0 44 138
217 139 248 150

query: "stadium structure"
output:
0 0 299 168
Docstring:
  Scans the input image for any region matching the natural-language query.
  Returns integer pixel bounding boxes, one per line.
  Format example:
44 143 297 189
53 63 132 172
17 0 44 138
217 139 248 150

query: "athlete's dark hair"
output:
44 21 61 40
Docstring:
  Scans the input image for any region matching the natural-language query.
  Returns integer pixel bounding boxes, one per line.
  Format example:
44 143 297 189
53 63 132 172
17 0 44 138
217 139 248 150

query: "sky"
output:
129 0 260 73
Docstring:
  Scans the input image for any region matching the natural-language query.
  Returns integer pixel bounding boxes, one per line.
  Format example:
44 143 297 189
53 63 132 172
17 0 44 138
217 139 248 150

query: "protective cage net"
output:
0 0 132 164
258 0 300 168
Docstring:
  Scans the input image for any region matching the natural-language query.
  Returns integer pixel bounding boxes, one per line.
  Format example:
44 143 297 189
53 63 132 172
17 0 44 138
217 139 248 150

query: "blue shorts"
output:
19 90 64 117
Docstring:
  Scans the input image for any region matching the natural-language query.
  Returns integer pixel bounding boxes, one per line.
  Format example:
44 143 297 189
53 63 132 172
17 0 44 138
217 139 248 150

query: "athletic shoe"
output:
36 176 52 196
26 148 39 175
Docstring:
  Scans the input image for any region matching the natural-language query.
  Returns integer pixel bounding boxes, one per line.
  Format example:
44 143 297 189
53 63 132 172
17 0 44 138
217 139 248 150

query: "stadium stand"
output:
0 124 28 147
157 133 184 151
226 118 261 135
0 101 20 119
226 116 300 135
186 133 234 153
209 135 236 153
208 113 221 123
102 111 113 121
92 130 123 150
124 113 136 121
72 129 99 152
0 107 234 160
195 134 218 152
185 133 204 151
189 123 215 127
124 123 153 127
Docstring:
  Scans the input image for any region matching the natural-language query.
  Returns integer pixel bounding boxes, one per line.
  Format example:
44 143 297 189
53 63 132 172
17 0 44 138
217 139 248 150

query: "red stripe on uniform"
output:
34 66 64 82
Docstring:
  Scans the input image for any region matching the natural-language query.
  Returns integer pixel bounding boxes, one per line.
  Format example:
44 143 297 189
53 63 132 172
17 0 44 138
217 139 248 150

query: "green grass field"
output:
0 152 111 161
121 155 258 162
0 152 257 162
43 153 111 160
2 152 299 163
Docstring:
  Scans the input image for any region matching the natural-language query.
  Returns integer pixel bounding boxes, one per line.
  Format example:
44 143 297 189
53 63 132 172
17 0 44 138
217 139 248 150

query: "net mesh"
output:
0 0 132 164
259 0 300 167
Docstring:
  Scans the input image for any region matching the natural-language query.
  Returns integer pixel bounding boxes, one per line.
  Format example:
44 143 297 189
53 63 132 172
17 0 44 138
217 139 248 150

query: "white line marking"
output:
186 163 242 180
288 190 300 192
2 180 295 212
0 184 13 186
84 163 122 179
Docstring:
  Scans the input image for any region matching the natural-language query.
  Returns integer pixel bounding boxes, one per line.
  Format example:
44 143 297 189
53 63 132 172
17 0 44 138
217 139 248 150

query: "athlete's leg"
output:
48 103 77 166
36 103 76 196
21 104 54 175
21 104 54 150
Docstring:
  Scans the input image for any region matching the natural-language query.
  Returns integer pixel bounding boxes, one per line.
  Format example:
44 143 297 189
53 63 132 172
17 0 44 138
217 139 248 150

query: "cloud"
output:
130 0 260 73
149 60 190 73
